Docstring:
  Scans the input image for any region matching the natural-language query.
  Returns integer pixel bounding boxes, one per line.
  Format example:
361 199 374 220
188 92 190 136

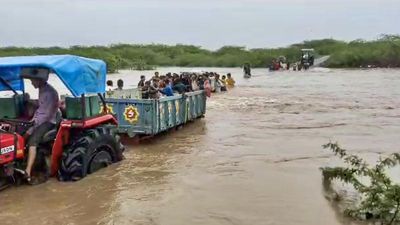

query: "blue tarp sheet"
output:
0 55 106 96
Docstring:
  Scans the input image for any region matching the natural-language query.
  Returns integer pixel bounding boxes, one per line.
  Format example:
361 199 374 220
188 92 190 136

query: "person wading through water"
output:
225 73 236 88
243 63 251 78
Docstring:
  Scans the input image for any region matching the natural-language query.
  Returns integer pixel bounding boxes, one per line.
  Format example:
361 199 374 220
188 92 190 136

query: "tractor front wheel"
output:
58 127 123 181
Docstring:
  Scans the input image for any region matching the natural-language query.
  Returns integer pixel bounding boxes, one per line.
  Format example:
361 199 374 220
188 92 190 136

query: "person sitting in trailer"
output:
115 79 124 90
198 75 205 90
138 75 146 88
149 78 160 99
173 78 187 94
154 71 160 79
158 77 165 89
141 81 151 99
160 79 174 97
106 80 114 96
181 74 192 92
191 74 199 91
20 68 59 184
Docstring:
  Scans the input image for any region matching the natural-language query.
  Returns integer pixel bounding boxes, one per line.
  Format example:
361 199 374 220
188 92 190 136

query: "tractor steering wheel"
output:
0 118 33 126
0 118 34 134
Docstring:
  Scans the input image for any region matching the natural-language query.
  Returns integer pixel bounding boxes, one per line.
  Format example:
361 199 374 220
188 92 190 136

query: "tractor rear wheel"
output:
58 127 123 181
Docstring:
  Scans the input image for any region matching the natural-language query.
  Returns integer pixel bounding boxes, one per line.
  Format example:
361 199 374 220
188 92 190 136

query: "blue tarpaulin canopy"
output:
0 55 107 97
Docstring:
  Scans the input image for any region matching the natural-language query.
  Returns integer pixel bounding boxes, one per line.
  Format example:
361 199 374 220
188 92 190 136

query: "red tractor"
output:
0 55 124 189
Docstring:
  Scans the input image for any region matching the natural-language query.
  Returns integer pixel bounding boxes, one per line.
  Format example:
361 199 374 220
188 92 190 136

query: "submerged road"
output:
0 68 399 225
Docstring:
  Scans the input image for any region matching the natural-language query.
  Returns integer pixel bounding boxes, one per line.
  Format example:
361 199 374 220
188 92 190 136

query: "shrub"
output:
321 142 400 224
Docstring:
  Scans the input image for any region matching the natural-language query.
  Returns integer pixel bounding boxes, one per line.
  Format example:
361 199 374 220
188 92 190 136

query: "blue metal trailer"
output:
105 90 206 137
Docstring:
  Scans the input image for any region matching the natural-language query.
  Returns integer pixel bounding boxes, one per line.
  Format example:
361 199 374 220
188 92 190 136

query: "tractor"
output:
0 55 124 189
300 48 315 70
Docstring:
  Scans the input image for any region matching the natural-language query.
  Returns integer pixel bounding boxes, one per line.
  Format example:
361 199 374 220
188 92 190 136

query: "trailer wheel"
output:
58 127 123 181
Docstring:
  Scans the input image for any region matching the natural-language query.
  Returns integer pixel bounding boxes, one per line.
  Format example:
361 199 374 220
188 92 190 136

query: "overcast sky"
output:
0 0 399 49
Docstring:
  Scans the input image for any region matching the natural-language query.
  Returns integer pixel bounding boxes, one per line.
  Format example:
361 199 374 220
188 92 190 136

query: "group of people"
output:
269 56 291 71
106 79 124 91
138 71 236 98
268 53 315 71
134 71 236 99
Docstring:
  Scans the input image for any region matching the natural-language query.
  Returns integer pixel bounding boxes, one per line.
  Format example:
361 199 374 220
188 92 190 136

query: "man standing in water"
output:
22 68 59 184
243 63 251 78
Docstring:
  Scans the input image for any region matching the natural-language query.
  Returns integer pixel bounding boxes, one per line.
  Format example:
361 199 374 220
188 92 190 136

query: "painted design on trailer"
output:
168 102 173 115
176 100 180 117
100 104 114 114
124 105 140 123
159 104 164 120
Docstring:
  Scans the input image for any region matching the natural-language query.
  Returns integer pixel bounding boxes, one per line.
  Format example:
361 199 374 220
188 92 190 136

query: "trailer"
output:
105 89 206 137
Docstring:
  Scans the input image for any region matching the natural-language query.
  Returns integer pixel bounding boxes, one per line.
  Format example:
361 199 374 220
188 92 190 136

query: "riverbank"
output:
1 35 399 72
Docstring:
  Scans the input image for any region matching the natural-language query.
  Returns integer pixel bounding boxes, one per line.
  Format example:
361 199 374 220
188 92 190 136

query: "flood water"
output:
1 67 400 225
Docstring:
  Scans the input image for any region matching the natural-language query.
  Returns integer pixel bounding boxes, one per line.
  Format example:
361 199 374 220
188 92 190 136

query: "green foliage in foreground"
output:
321 142 400 225
0 34 399 72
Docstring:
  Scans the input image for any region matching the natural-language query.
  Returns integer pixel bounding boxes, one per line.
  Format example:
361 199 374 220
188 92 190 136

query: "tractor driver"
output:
21 68 59 183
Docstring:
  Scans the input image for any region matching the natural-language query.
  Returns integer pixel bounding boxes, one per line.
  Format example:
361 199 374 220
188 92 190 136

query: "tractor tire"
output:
58 127 124 181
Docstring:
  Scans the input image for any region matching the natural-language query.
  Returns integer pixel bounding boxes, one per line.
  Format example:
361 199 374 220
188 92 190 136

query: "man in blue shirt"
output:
160 79 174 96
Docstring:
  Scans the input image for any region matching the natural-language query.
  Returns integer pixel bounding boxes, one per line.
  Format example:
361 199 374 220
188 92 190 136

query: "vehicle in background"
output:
300 48 315 70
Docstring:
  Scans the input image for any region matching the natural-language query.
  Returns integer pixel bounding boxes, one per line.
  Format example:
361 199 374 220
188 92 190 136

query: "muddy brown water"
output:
1 68 400 225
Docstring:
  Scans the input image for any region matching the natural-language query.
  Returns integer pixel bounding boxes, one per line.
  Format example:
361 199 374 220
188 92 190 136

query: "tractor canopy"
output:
301 49 314 55
0 55 107 97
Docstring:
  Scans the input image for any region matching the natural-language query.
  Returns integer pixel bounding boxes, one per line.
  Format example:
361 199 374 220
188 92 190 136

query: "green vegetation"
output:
0 35 399 72
323 35 400 68
322 142 400 224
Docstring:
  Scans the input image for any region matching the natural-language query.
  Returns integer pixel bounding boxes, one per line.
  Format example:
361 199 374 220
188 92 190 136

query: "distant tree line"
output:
0 34 399 73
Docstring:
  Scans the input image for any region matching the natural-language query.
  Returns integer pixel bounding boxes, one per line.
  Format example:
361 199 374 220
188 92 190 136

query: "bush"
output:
321 142 400 224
